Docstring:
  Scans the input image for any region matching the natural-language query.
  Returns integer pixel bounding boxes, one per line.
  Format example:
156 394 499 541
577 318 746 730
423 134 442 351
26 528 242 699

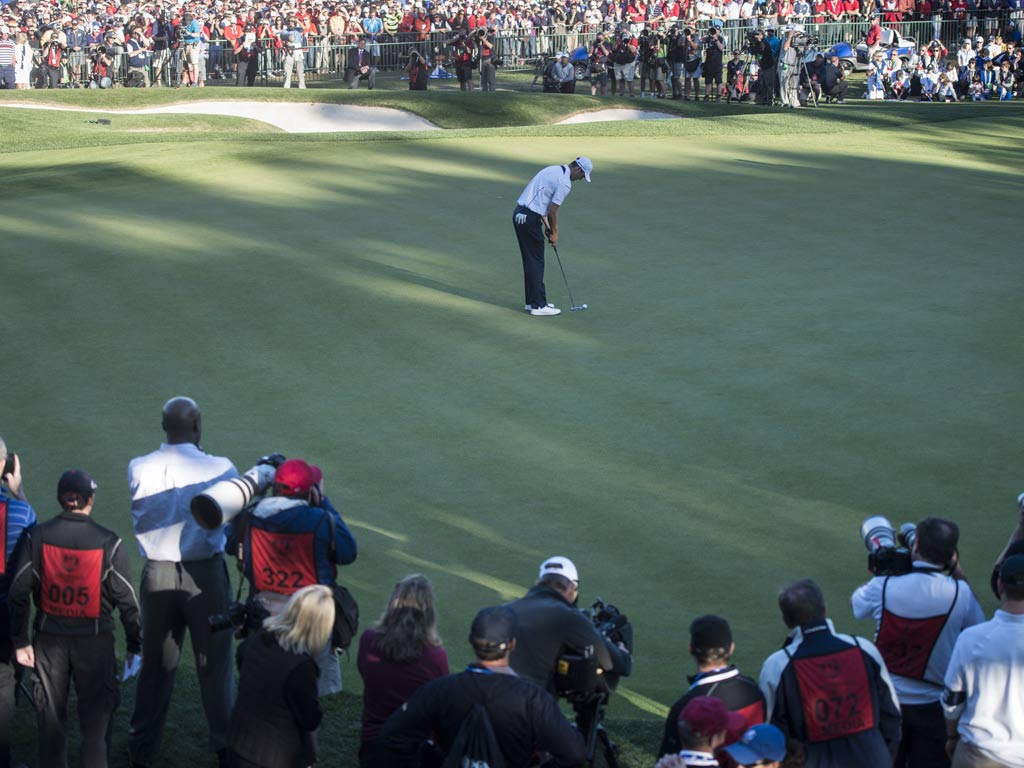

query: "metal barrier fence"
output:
45 18 994 88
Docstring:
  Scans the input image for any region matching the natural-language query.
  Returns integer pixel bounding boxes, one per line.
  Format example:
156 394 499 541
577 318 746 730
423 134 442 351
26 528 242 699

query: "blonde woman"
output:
228 585 335 768
357 574 449 767
14 31 32 89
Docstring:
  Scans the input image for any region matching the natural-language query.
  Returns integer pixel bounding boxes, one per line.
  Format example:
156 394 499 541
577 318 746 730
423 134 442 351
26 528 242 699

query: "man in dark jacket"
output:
379 605 586 768
9 470 141 768
506 556 632 695
758 579 901 768
821 53 849 102
659 614 766 757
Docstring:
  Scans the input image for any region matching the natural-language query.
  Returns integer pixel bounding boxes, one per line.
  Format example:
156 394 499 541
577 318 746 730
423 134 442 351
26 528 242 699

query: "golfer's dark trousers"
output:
894 701 950 768
513 205 547 308
33 632 119 768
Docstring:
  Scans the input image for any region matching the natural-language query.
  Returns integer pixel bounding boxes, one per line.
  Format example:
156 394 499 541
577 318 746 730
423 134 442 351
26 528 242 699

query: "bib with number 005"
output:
40 543 103 619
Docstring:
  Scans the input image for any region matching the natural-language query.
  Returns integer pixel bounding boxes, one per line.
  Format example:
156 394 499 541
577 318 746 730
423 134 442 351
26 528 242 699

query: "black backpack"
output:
442 677 505 768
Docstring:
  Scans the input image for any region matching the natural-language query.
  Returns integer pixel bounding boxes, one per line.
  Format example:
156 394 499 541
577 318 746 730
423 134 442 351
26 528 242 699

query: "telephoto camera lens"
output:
860 516 896 554
898 522 918 551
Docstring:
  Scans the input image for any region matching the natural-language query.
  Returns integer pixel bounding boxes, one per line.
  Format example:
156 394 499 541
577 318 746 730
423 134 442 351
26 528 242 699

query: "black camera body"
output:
2 452 15 480
209 598 269 636
869 547 915 577
555 598 632 703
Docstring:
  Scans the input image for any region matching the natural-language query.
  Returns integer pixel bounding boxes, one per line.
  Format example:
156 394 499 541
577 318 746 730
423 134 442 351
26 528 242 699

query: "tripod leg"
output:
596 726 621 768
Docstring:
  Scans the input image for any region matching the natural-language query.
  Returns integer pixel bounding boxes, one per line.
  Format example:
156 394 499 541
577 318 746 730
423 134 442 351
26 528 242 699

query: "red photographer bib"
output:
0 502 7 574
250 528 317 595
40 543 103 619
874 577 957 682
793 647 876 742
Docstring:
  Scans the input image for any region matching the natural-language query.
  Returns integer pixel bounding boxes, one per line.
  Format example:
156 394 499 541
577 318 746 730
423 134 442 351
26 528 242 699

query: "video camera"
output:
861 516 918 576
555 598 632 703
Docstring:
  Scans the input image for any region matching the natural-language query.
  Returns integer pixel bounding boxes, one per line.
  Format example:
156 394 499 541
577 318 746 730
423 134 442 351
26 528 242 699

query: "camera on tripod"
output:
555 598 632 702
861 516 918 576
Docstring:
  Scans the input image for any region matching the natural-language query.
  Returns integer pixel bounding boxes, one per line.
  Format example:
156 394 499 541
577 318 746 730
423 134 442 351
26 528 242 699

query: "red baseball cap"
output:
273 458 322 497
679 697 746 743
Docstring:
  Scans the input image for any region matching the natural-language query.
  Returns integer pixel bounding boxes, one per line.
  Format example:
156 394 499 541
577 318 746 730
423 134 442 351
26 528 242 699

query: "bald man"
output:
128 397 239 768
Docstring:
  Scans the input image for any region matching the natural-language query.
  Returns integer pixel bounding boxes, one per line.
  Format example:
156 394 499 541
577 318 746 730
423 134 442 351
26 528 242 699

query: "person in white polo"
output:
942 554 1024 768
512 157 592 316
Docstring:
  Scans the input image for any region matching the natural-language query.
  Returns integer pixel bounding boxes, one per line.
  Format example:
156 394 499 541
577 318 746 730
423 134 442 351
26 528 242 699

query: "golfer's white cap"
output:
574 156 593 182
539 556 579 586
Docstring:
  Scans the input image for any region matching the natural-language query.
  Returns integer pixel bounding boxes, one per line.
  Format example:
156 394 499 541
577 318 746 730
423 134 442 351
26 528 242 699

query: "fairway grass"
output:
1 93 1023 767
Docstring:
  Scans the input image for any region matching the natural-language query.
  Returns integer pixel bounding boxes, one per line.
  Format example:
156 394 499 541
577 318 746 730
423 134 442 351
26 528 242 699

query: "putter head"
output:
570 304 588 311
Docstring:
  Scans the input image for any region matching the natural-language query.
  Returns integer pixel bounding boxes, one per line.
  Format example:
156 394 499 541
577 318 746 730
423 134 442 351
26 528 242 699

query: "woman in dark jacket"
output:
229 585 335 768
357 574 450 767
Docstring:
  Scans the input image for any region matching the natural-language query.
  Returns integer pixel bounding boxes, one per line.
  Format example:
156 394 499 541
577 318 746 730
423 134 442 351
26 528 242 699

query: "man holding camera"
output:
703 25 724 100
380 605 585 768
851 518 984 768
778 27 801 107
9 470 140 768
478 27 496 90
281 15 306 89
505 556 632 695
612 31 638 97
759 579 901 768
0 439 36 768
821 52 849 102
450 29 477 91
128 397 239 768
227 457 357 696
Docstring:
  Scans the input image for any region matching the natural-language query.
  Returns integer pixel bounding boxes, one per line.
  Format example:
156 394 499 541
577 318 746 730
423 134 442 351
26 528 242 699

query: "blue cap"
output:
724 724 787 765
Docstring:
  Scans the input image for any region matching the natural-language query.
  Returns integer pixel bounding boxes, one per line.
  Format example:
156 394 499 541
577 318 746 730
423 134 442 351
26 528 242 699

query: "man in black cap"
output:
659 614 766 757
379 605 585 767
8 470 141 768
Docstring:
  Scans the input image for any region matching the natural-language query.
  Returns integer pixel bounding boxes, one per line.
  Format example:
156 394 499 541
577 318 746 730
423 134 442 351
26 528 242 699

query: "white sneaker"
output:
524 303 555 311
530 305 561 316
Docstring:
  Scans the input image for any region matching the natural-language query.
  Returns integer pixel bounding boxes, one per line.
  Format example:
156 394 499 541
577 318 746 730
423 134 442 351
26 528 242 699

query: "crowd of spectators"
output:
0 0 1022 91
1 406 1024 768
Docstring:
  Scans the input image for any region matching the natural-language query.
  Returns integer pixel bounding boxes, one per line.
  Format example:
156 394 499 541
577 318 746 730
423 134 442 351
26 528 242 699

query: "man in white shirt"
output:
512 158 592 316
128 397 239 768
851 517 984 768
942 555 1024 768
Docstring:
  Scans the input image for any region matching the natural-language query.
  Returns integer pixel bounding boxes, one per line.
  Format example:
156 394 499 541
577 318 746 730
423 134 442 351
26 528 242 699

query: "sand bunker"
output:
0 100 440 133
555 108 680 124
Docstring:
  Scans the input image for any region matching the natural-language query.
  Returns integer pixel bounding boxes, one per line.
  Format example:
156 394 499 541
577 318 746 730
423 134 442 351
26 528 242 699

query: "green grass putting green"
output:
1 91 1023 767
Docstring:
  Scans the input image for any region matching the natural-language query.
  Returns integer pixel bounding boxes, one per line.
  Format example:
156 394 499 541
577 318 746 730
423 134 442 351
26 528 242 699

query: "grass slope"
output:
0 96 1022 767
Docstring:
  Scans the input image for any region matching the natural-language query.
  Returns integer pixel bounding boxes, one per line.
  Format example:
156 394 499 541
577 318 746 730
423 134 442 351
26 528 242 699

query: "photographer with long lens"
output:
851 517 984 768
128 397 243 768
226 458 357 697
448 28 476 91
478 26 496 91
0 438 36 768
228 585 334 768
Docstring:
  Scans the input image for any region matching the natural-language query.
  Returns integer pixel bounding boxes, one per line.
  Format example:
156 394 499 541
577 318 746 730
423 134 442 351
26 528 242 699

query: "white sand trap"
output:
0 100 440 133
556 108 680 124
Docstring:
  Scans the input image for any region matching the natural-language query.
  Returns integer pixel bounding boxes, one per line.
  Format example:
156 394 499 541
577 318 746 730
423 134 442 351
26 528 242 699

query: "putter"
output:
548 240 588 311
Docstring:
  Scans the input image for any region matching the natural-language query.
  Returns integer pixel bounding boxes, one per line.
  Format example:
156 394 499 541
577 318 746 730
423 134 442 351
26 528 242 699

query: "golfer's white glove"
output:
514 212 527 225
